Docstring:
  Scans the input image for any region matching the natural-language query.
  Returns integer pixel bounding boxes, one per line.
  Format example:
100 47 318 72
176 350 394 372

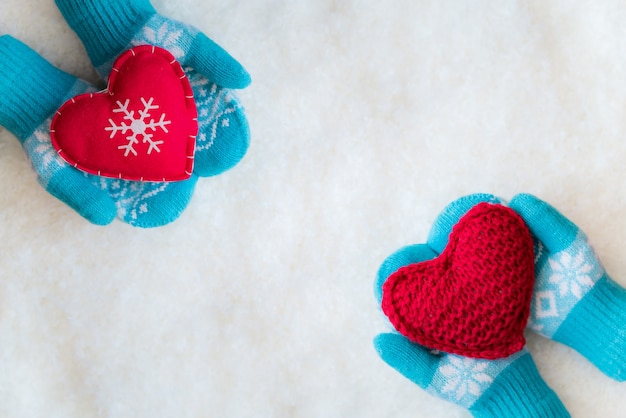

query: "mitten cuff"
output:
0 36 76 141
553 274 626 381
470 352 570 418
55 0 156 67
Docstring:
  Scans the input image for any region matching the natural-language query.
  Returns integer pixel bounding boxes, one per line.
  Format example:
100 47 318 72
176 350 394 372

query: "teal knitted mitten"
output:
55 0 250 177
509 194 626 382
374 243 569 417
0 35 197 227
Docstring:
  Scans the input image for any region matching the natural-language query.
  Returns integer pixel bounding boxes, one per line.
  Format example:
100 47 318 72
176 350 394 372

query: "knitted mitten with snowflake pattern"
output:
0 35 197 227
509 194 626 381
374 242 569 418
55 0 250 177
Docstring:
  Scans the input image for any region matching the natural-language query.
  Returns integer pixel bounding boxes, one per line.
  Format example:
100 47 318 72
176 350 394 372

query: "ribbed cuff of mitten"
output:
55 0 155 67
553 274 626 381
0 36 76 141
470 353 570 418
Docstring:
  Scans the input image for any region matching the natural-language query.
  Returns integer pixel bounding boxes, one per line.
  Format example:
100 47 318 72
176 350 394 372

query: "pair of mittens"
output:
375 193 626 417
0 0 250 227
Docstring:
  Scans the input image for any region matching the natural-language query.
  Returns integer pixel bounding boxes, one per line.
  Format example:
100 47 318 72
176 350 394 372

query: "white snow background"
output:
2 0 626 417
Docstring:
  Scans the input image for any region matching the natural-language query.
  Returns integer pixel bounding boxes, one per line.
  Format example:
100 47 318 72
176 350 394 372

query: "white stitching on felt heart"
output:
50 45 198 182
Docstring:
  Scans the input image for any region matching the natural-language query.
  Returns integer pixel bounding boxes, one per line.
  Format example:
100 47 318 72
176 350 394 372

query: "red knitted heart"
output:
381 203 535 359
50 45 197 182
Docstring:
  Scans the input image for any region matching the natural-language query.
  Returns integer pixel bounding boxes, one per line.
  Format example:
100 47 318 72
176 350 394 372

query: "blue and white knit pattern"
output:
22 81 95 188
23 117 67 189
528 231 604 337
427 351 523 409
95 15 194 75
431 356 493 408
185 68 242 154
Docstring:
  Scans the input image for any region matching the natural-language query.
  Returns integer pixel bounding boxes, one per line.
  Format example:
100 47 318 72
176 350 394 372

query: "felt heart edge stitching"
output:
381 203 535 360
49 45 198 182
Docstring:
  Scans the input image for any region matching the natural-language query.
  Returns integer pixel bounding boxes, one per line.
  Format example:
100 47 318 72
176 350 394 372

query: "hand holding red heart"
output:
381 202 535 360
373 194 570 416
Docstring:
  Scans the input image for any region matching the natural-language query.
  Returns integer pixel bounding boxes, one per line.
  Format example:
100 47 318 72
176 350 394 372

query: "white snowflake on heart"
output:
105 97 171 157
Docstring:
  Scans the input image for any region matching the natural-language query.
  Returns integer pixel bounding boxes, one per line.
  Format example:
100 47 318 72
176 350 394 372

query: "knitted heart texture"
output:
381 202 535 359
51 45 198 182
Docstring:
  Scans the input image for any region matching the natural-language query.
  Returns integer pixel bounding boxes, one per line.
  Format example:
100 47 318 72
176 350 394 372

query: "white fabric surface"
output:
1 0 626 417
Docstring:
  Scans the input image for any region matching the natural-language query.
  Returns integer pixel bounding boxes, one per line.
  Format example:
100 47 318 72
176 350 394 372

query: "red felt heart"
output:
50 45 197 182
381 203 535 359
